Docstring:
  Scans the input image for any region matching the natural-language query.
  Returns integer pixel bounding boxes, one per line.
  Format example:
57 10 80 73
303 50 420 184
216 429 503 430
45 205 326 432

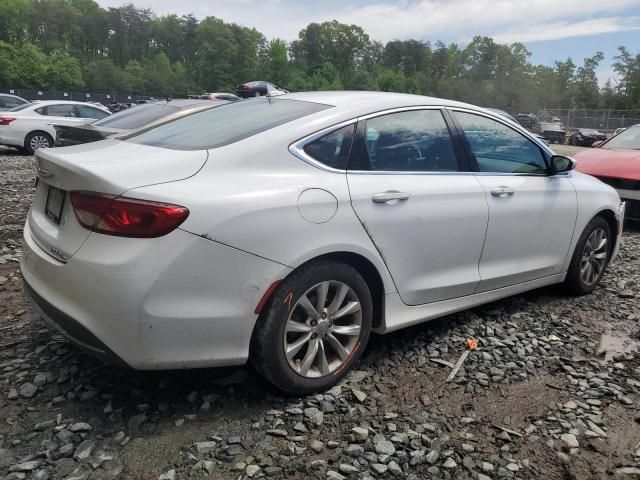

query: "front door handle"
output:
490 186 516 198
372 191 411 204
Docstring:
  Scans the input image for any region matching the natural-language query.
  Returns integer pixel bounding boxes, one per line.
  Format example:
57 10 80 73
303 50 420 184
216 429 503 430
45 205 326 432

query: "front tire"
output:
25 132 53 155
565 216 611 295
251 261 372 395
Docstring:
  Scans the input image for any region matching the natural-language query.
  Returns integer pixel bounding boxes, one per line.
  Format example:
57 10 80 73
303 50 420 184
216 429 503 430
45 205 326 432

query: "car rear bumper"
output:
20 221 291 370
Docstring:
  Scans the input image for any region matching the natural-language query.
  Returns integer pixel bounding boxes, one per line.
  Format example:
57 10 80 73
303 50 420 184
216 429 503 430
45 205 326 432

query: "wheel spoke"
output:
328 283 349 314
299 338 319 375
332 301 360 320
286 319 312 333
582 262 593 283
298 294 319 319
317 340 330 375
286 332 312 359
315 281 329 313
330 324 361 336
325 333 349 360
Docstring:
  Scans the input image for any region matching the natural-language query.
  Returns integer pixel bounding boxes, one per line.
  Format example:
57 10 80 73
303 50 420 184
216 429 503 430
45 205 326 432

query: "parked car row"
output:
19 90 625 394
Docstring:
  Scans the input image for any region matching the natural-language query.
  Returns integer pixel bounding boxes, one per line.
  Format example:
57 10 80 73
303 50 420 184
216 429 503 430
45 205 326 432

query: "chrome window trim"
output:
289 104 564 177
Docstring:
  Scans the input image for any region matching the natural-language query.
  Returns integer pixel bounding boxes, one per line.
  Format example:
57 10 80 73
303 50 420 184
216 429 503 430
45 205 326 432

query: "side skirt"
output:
376 273 565 334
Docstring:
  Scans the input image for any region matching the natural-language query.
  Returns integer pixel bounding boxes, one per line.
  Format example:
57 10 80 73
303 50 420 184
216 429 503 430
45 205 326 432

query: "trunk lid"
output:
28 139 207 262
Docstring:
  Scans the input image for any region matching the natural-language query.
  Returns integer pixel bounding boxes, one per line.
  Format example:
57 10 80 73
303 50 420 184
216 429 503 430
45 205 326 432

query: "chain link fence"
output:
0 88 158 105
537 108 640 134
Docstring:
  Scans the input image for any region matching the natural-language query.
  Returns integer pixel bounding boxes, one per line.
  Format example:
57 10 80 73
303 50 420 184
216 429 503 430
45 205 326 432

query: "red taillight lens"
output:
242 84 250 90
70 191 189 238
0 117 16 126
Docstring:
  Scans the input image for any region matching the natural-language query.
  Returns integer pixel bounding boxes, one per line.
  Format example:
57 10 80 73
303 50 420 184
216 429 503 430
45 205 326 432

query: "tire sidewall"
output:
261 263 372 394
568 216 611 294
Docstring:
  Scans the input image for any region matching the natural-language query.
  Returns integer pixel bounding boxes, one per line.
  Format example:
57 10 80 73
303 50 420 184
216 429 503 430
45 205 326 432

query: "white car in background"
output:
0 100 110 154
21 92 624 394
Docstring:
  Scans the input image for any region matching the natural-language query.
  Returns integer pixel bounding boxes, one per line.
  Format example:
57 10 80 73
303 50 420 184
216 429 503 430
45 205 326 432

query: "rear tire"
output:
564 216 611 295
251 261 372 395
25 132 53 155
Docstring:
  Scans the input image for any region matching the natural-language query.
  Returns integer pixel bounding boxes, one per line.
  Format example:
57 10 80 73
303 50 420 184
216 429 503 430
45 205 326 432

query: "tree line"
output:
1 0 639 112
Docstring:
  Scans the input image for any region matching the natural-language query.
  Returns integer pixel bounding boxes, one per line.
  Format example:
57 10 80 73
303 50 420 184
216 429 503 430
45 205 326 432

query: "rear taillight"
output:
242 84 250 90
70 191 189 238
0 117 16 126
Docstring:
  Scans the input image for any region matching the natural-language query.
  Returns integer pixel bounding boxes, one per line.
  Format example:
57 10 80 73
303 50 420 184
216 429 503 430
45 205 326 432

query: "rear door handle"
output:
372 191 411 204
490 186 516 197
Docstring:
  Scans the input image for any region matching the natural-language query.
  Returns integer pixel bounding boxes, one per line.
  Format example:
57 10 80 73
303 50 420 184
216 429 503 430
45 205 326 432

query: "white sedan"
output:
21 92 624 394
0 100 110 154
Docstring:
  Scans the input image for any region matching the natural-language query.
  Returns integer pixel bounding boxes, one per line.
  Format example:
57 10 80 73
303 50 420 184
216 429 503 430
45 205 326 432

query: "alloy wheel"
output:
29 135 50 151
283 281 362 378
580 227 608 286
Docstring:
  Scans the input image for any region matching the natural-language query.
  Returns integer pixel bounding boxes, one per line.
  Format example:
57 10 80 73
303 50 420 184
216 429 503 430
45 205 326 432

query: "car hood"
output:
574 148 640 181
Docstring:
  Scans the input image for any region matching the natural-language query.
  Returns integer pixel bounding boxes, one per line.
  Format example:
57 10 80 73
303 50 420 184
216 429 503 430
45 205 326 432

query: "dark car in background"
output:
516 113 539 132
236 81 288 98
487 108 550 145
0 94 30 111
569 128 606 147
53 99 226 147
538 121 566 144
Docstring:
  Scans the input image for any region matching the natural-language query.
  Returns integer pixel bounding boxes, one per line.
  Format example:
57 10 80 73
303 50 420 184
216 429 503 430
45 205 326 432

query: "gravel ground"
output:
1 145 639 480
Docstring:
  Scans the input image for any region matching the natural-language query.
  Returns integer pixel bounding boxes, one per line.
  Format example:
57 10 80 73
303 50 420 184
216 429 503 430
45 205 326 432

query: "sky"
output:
97 0 640 84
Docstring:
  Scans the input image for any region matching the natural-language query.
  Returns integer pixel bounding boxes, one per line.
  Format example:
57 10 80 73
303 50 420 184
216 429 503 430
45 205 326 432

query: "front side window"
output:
455 111 548 174
77 105 109 120
352 109 458 172
303 124 354 170
42 104 77 117
125 98 330 150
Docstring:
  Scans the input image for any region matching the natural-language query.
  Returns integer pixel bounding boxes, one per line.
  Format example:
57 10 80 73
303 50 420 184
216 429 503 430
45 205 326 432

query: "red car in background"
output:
574 124 640 221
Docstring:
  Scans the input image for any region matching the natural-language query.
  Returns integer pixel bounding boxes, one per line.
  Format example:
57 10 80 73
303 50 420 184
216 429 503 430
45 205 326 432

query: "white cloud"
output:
95 0 640 44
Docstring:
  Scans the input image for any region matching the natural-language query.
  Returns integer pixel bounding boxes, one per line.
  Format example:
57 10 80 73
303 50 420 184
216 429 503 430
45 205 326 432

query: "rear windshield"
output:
8 103 32 112
124 98 331 150
95 103 181 129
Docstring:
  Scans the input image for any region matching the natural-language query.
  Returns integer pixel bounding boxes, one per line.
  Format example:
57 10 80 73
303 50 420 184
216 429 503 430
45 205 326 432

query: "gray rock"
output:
310 440 325 453
195 441 216 454
158 470 176 480
352 426 369 441
345 444 364 457
245 465 261 478
69 422 91 433
18 383 37 398
375 439 396 456
73 440 96 462
326 471 346 480
127 414 147 431
7 388 18 400
616 467 640 475
339 464 360 474
561 433 579 449
10 460 41 472
426 450 440 464
352 389 367 403
34 420 56 431
443 458 457 469
304 407 324 426
34 470 50 480
370 463 388 474
387 461 402 476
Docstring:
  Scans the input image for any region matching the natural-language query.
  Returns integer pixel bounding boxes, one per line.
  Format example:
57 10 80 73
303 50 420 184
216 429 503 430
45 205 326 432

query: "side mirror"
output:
550 155 576 173
591 140 603 148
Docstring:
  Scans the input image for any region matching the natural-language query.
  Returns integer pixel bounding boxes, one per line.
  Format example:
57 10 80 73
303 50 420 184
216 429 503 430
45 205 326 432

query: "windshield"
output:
602 125 640 149
125 98 331 150
8 103 32 112
95 103 181 129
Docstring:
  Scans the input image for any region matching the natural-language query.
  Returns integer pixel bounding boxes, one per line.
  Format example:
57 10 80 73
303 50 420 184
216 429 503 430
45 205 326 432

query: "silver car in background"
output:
21 92 624 394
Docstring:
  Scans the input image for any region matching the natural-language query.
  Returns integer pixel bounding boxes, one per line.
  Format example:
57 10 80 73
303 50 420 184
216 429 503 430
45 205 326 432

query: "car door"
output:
451 109 578 292
347 108 489 306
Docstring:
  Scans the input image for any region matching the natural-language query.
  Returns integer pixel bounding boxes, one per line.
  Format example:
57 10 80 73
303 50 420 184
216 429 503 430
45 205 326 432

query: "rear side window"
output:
351 109 458 172
41 104 77 117
95 104 180 129
77 105 109 120
1 96 27 108
303 124 354 170
125 98 331 150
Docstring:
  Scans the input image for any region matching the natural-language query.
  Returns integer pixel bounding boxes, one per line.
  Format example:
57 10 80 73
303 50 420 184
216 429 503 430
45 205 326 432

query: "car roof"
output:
26 100 104 106
147 99 216 107
283 90 480 112
0 93 27 100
